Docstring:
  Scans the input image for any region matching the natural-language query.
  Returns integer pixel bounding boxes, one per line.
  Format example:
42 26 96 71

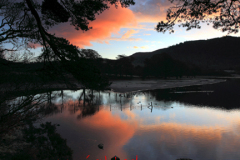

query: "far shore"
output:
0 77 229 94
109 78 226 93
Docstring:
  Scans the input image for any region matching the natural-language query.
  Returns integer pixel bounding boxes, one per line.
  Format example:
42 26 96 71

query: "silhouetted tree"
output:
156 0 240 34
80 49 102 59
0 0 135 89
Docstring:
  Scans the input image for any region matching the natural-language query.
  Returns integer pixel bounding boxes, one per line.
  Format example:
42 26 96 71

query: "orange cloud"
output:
122 29 139 38
104 29 141 42
124 24 155 31
50 6 137 48
140 46 148 49
107 37 141 42
133 46 148 49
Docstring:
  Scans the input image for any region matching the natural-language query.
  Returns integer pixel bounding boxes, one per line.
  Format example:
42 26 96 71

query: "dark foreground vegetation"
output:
0 87 74 160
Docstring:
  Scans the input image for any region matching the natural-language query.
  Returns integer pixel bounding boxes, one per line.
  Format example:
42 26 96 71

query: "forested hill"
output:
130 36 240 70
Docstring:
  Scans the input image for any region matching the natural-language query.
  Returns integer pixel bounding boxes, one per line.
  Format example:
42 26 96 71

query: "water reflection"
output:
148 79 240 109
1 79 240 160
40 81 240 160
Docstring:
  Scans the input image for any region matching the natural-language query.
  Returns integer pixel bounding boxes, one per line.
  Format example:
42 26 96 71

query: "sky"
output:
35 0 240 59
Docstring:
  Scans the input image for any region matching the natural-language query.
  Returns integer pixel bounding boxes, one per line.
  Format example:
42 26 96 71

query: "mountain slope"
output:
130 36 240 70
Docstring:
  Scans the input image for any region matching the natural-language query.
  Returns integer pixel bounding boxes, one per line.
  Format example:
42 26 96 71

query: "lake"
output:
2 79 240 160
38 79 240 160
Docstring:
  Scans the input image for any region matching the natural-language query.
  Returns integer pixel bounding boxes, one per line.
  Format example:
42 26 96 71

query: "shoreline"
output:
1 78 227 94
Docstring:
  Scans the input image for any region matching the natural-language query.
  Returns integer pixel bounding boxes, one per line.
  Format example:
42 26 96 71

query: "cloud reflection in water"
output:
43 89 240 160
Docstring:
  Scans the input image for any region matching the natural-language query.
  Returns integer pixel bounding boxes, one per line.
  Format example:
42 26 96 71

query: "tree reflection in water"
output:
0 88 110 160
0 88 73 160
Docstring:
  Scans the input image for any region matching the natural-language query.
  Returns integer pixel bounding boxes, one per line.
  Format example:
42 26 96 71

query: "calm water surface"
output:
40 79 240 160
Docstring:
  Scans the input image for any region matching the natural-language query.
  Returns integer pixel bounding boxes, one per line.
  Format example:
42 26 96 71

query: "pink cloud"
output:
49 6 137 48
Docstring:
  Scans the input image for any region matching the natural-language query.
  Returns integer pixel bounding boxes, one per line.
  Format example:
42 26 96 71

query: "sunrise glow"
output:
46 0 240 59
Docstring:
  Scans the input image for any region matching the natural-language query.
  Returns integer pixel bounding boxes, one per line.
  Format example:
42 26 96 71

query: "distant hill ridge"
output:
130 36 240 70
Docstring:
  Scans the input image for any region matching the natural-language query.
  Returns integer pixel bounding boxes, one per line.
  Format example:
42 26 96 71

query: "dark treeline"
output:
0 51 230 84
142 53 200 79
96 53 199 79
95 53 229 79
0 50 110 90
